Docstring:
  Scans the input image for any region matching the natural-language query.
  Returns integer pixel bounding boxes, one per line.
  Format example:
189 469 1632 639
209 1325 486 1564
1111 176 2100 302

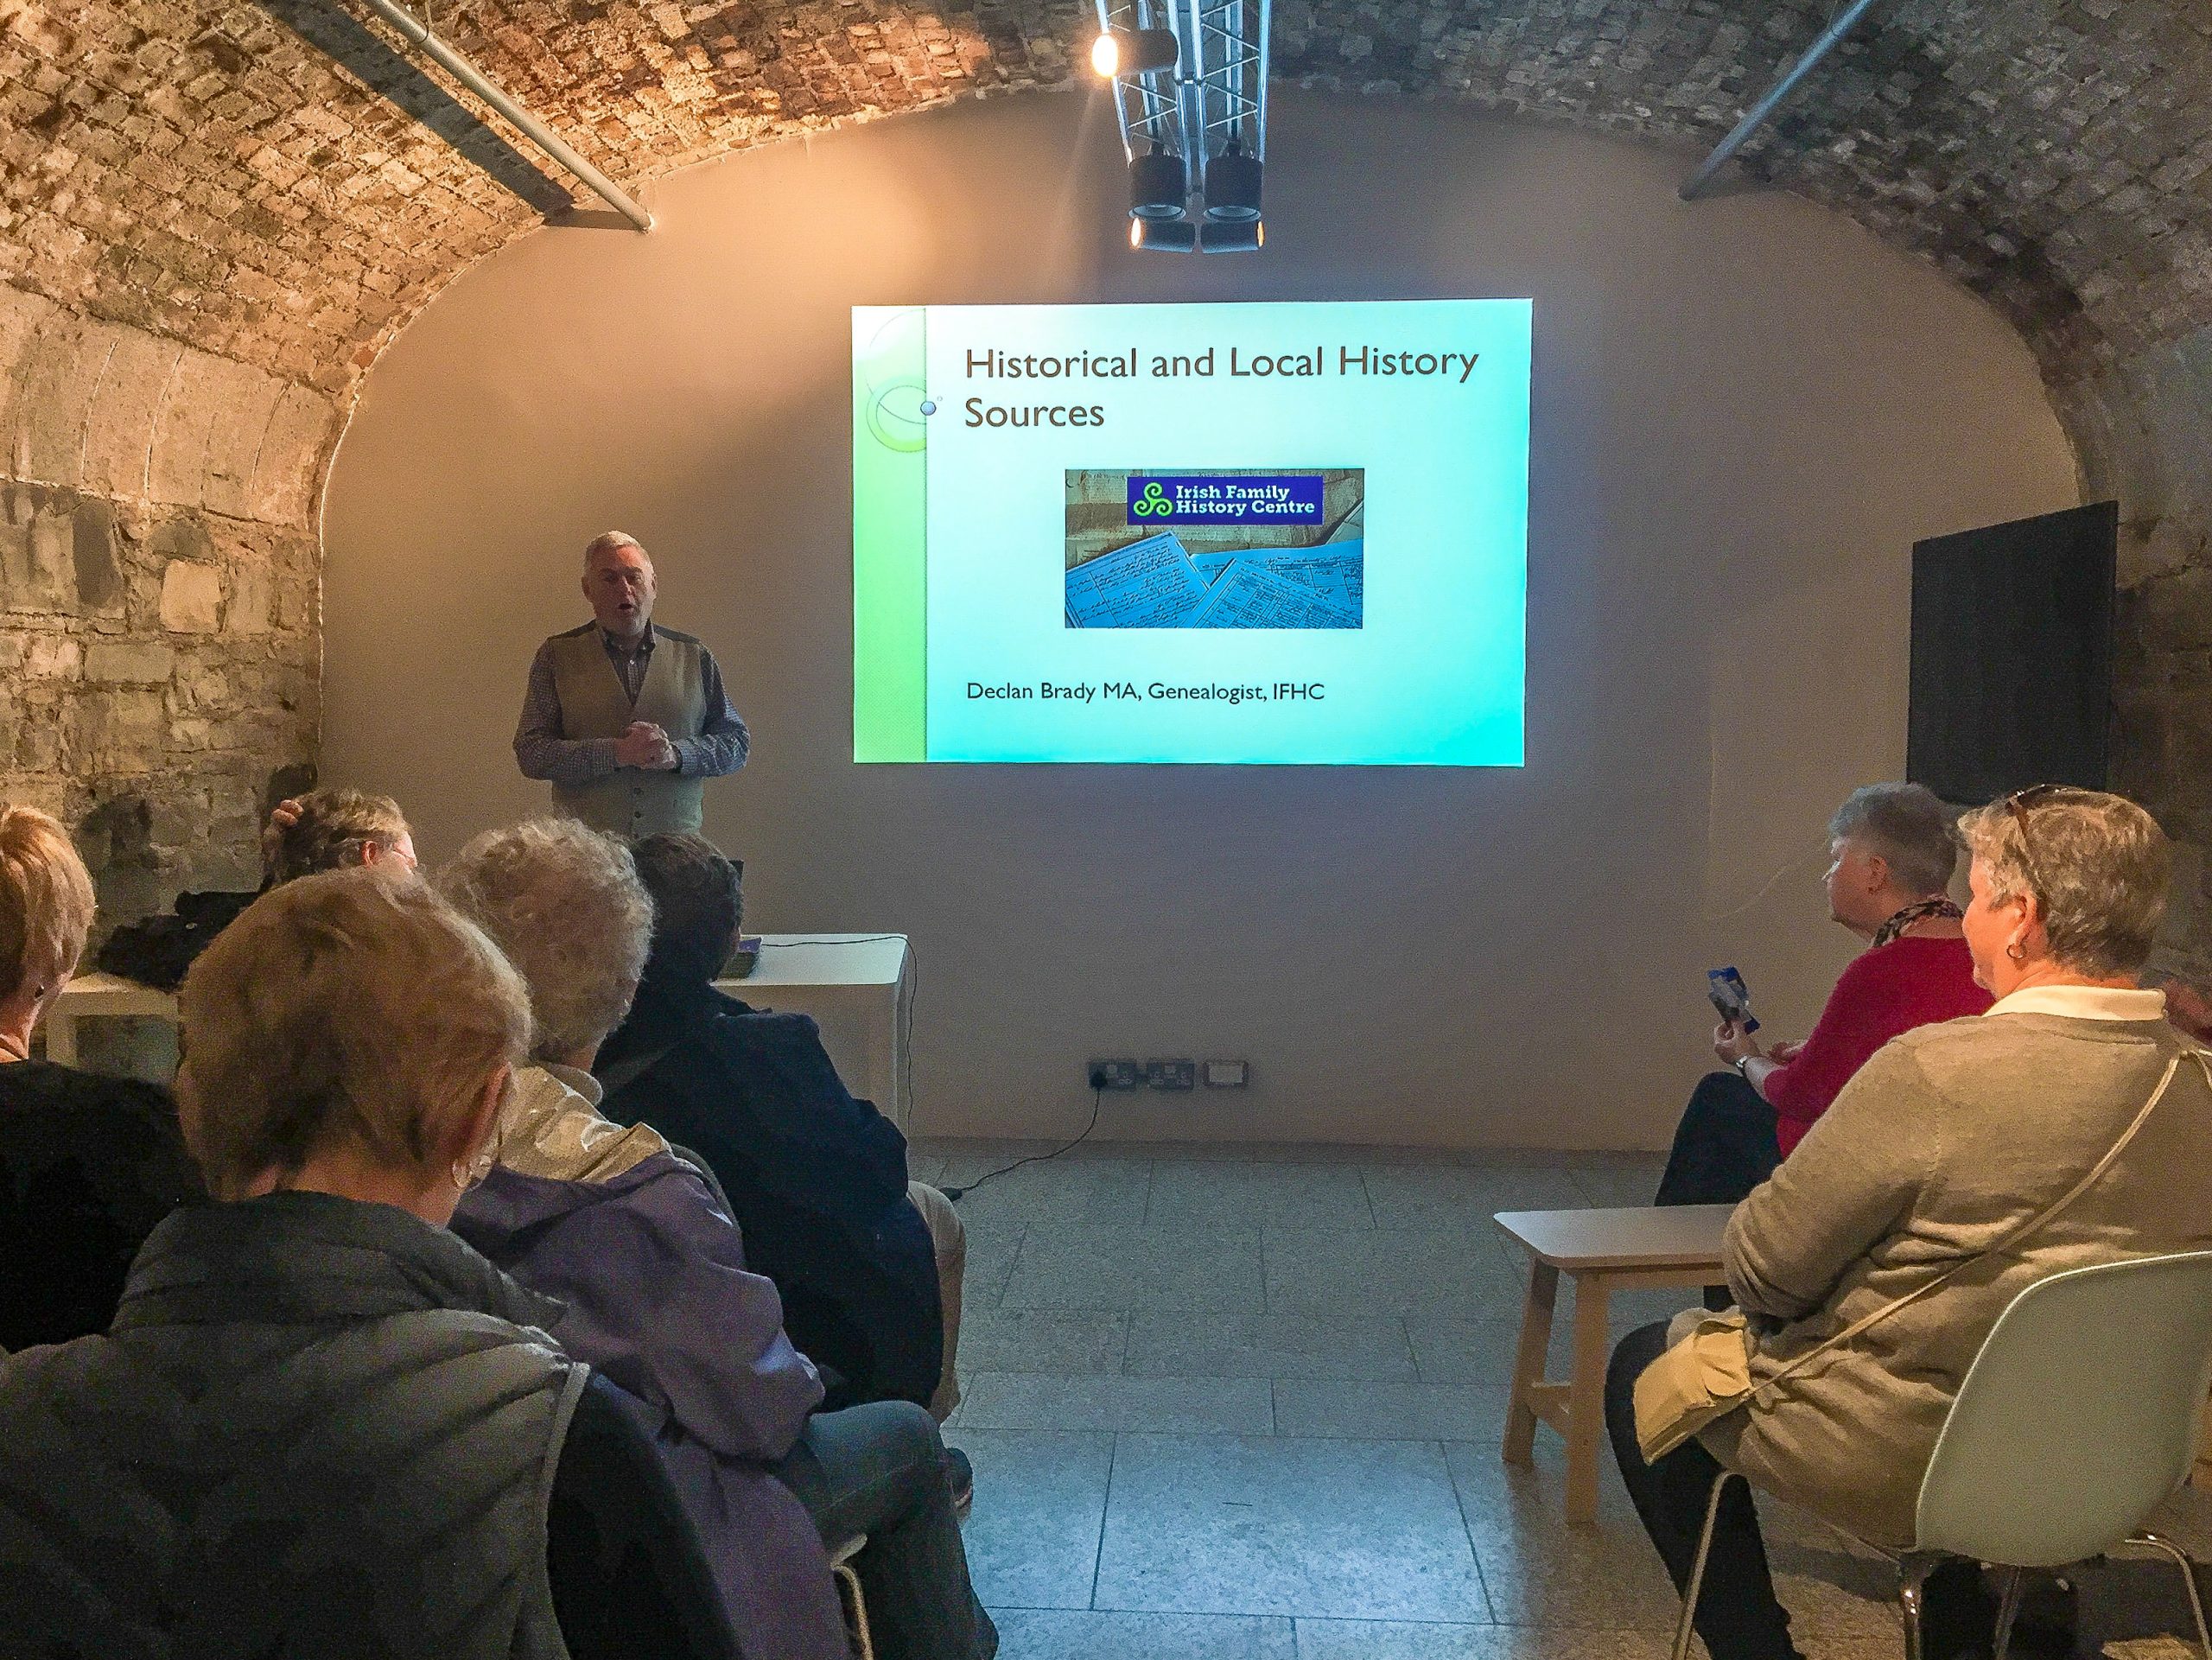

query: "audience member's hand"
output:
1713 1021 1764 1066
2164 980 2212 1042
1766 1039 1804 1065
260 798 303 863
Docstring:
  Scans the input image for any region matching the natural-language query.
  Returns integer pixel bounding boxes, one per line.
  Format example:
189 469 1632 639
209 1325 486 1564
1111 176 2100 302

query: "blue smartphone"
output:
1707 966 1760 1034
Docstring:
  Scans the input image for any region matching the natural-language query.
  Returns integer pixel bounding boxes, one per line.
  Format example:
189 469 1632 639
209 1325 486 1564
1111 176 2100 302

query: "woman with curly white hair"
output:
442 819 995 1660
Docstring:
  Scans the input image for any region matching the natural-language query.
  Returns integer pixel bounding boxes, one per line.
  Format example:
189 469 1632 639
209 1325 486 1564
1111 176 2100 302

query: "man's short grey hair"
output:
583 531 647 570
438 818 652 1062
1827 782 1959 898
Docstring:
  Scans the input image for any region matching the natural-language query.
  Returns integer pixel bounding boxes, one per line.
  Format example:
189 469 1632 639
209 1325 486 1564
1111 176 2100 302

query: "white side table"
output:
43 971 180 1068
717 932 913 1130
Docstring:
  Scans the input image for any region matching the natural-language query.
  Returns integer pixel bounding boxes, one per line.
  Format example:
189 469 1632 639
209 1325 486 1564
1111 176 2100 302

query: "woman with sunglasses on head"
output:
1608 787 2212 1660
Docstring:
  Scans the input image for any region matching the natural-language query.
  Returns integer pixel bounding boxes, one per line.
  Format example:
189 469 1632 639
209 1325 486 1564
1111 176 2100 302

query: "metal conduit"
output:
354 0 655 231
1680 0 1885 202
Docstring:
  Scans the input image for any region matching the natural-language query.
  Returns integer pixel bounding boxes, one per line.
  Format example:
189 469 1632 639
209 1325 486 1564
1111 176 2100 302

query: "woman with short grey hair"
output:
441 820 996 1660
1657 781 1991 1212
1611 786 2212 1660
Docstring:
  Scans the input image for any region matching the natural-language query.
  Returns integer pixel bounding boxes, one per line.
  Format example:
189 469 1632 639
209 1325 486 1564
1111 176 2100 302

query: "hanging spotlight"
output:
1128 146 1186 220
1203 144 1262 220
1130 218 1198 252
1198 218 1263 253
1090 28 1179 77
1095 0 1265 251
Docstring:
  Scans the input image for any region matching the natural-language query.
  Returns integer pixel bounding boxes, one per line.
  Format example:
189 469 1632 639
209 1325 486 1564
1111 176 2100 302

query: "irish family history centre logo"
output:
1126 474 1326 525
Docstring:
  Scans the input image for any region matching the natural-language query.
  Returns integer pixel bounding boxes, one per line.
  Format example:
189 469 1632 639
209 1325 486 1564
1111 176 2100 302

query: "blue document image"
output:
1063 532 1213 628
1071 534 1364 630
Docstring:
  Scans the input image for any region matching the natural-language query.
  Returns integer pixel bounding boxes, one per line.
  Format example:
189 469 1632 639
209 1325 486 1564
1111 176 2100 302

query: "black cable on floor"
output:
942 1084 1104 1202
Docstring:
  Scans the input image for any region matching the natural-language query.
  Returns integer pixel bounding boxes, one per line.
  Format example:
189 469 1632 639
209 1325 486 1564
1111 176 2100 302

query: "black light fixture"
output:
1128 146 1186 220
1198 218 1263 253
1130 218 1198 251
1203 144 1262 220
1090 28 1179 77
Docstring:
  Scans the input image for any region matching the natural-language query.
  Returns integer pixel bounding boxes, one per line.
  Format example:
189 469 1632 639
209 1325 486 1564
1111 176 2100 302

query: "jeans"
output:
1605 1322 1995 1660
1656 1072 1782 1207
773 1399 997 1660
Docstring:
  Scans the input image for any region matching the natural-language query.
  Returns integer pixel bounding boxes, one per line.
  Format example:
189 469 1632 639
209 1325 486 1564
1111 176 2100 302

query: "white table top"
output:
1493 1204 1734 1270
51 971 178 1011
719 932 909 992
55 940 909 1007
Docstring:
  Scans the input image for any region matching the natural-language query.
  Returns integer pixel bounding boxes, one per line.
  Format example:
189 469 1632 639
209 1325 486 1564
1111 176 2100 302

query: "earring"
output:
450 1160 472 1193
2005 942 2029 963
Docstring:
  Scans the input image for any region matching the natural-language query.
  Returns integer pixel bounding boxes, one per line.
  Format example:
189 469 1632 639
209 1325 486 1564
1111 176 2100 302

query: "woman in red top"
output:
1656 782 1991 1212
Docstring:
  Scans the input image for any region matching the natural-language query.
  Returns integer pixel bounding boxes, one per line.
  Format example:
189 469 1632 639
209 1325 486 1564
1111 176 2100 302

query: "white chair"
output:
830 1534 874 1660
1672 1250 2212 1660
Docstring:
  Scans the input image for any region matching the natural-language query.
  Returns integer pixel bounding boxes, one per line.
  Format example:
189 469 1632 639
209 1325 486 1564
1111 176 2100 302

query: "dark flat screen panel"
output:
1907 500 2115 805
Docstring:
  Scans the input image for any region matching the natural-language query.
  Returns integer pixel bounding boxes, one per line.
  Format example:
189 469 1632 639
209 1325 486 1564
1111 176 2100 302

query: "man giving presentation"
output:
514 531 750 836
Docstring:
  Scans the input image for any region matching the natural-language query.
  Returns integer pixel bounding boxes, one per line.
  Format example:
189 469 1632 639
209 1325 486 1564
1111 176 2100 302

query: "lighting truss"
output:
1096 0 1268 236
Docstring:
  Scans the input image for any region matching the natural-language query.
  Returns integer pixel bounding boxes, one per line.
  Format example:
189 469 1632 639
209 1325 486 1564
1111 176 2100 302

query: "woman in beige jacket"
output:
1606 787 2212 1660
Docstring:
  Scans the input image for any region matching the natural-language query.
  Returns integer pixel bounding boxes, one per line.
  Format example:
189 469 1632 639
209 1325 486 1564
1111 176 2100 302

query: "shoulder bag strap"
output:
1748 1045 2212 1403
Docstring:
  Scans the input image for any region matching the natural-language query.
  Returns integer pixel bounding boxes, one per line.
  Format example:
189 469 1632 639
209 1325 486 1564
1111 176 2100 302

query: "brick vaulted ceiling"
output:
5 0 2212 951
6 0 2212 407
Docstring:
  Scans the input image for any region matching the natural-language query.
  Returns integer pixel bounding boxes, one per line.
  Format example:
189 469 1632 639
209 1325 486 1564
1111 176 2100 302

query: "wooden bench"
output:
1493 1204 1735 1525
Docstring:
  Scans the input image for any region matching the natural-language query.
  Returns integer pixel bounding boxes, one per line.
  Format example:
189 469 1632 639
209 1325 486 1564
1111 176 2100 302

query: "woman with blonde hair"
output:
261 785 417 883
0 868 741 1657
1609 787 2212 1660
0 804 199 1351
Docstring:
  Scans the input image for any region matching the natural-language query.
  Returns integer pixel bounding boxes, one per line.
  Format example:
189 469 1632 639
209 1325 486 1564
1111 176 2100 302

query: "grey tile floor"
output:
910 1139 2212 1660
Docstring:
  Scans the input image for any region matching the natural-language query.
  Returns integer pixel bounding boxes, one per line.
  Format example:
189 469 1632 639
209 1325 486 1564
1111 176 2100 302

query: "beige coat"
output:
1700 1009 2212 1548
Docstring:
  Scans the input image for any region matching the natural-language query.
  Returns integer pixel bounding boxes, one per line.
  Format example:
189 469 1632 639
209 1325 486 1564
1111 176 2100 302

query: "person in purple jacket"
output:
442 818 995 1660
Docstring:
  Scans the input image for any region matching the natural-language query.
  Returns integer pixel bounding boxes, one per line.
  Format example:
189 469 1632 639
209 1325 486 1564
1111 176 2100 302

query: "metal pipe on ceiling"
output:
1680 0 1885 202
353 0 655 231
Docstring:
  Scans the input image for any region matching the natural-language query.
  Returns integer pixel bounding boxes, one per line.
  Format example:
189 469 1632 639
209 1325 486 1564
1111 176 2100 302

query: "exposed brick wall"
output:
4 0 2212 963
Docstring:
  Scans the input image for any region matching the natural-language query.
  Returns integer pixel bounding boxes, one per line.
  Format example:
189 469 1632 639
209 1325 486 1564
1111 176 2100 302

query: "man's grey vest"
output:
0 1192 588 1660
546 622 709 836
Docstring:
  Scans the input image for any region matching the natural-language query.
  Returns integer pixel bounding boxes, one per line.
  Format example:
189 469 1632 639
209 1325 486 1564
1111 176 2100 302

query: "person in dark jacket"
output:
444 819 995 1660
0 804 201 1352
0 868 740 1660
598 832 964 1418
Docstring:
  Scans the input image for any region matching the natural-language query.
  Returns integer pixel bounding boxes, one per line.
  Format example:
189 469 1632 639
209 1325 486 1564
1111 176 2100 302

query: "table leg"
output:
865 988 899 1134
43 1009 76 1068
1565 1272 1612 1526
1503 1258 1559 1466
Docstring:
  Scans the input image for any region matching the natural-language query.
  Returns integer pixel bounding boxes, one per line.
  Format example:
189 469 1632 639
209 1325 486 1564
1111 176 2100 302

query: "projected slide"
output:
853 300 1529 766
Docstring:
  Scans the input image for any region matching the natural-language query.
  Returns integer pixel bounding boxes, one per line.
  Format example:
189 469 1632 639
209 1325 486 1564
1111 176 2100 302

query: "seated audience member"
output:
2164 976 2212 1042
441 821 995 1660
596 832 964 1421
0 805 200 1352
0 870 739 1659
1657 782 1990 1209
262 785 416 884
1608 787 2212 1660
